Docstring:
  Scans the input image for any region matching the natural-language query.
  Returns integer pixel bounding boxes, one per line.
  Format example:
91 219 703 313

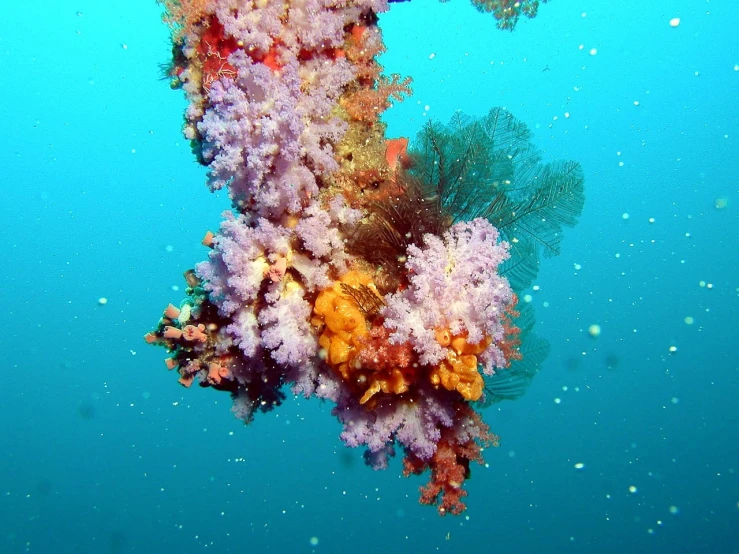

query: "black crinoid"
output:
347 107 585 397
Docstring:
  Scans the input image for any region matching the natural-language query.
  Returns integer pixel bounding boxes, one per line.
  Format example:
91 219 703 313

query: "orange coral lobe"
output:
434 327 452 347
431 352 484 401
165 357 179 370
385 137 410 171
313 273 370 371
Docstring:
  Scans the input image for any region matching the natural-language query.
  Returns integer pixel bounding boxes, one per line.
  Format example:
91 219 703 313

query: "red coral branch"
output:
403 404 499 515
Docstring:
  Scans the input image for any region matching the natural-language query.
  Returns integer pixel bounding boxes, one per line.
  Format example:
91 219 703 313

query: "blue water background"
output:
1 0 737 552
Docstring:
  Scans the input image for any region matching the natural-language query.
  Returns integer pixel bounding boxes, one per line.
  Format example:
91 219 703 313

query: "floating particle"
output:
554 397 562 404
98 297 108 306
671 397 679 404
629 485 638 494
588 324 601 338
122 43 128 50
166 245 174 252
714 197 729 209
523 293 533 303
574 263 582 270
669 17 681 28
622 212 630 220
668 345 678 353
669 505 679 514
684 316 694 325
574 462 585 470
648 217 655 223
309 536 319 546
564 112 571 119
633 100 640 106
589 48 598 56
428 53 436 60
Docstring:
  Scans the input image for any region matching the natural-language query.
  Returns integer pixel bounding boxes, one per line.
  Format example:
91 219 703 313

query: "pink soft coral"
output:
382 218 515 372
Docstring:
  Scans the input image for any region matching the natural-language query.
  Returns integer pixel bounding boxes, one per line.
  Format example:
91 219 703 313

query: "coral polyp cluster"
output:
147 0 583 515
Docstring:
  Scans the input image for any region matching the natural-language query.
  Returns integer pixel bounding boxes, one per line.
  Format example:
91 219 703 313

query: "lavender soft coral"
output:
383 218 515 372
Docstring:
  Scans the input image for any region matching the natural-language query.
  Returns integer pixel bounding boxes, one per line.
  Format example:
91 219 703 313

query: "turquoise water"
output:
1 0 737 552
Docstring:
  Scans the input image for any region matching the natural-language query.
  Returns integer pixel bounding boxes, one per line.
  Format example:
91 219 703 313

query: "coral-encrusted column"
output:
146 0 548 516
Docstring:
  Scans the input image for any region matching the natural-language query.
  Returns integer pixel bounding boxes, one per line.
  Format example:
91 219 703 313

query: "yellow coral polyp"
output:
429 330 492 401
312 271 411 404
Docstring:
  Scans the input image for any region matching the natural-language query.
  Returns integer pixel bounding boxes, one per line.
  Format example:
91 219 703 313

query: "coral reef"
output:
147 0 581 515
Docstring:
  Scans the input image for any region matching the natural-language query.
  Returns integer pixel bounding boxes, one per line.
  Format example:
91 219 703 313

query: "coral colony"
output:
146 0 584 515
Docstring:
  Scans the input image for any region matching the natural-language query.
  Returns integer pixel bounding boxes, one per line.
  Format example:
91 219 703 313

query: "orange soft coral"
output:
385 137 410 172
341 74 412 124
312 270 372 377
429 329 492 401
312 271 414 404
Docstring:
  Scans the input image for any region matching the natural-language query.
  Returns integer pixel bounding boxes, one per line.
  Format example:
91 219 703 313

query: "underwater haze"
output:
1 0 738 552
